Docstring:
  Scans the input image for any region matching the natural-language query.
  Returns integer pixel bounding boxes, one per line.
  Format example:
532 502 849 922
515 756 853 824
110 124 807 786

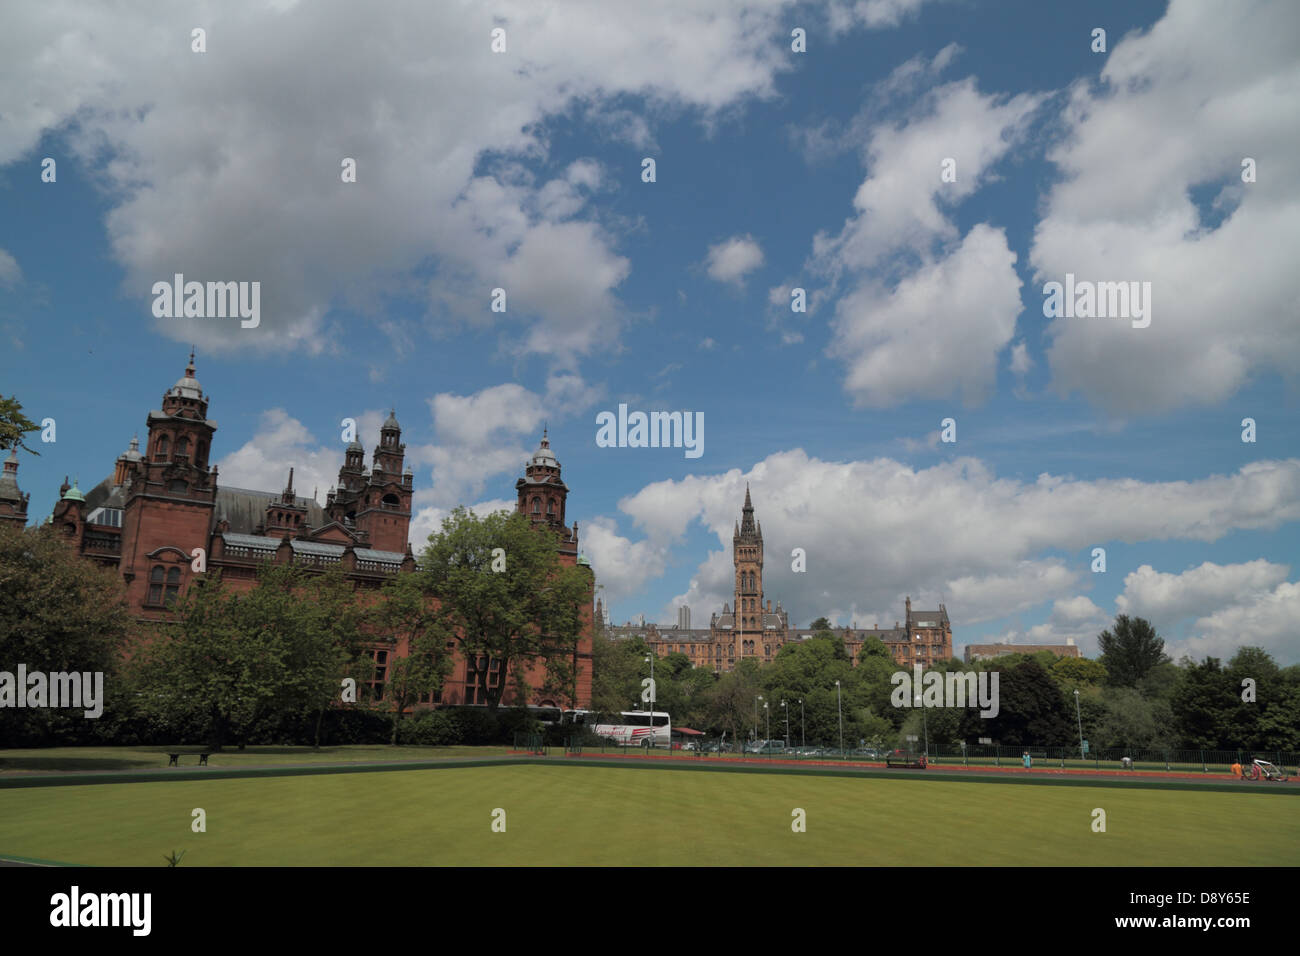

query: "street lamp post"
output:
1074 688 1084 761
835 681 843 759
644 652 656 749
754 695 763 742
781 699 790 748
915 694 929 757
798 699 805 748
764 701 770 748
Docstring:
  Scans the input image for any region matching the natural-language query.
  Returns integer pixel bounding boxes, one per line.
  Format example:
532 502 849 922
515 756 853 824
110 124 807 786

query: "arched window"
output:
148 566 164 604
175 437 189 458
197 441 208 467
166 567 181 605
154 435 170 461
531 497 541 514
547 498 555 514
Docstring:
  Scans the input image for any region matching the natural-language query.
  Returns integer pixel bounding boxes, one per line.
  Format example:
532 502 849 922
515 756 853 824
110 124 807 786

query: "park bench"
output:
165 749 213 767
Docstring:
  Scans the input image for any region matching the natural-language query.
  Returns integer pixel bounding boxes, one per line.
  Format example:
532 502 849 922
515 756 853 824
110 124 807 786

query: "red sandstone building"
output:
1 354 594 711
605 487 954 670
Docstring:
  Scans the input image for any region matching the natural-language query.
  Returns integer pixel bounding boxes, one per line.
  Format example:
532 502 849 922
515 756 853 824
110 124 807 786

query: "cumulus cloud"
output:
215 408 383 505
1031 1 1300 414
587 450 1300 632
704 235 765 285
1116 560 1291 624
810 54 1044 406
1177 581 1300 665
0 0 812 359
412 375 601 508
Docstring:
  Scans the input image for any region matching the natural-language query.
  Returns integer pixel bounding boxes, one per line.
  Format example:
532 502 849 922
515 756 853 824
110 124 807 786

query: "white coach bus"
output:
592 710 671 748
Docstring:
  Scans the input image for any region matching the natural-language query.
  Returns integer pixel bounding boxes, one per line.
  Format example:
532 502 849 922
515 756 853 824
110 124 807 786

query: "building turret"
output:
0 450 30 528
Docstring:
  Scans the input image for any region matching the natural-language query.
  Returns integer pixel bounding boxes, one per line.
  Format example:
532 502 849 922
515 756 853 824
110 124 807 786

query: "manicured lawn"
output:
1 763 1295 866
0 744 510 774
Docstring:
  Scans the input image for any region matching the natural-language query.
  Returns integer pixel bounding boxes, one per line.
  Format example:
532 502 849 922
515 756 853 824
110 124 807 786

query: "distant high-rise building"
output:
677 604 690 629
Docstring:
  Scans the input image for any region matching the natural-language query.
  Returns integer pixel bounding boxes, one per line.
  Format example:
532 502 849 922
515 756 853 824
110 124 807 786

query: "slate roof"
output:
217 486 327 533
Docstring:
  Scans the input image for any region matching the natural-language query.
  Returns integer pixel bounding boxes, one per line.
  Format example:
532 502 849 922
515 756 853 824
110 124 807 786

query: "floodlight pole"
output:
781 699 789 748
1074 688 1084 761
799 699 805 747
764 701 770 745
915 694 929 757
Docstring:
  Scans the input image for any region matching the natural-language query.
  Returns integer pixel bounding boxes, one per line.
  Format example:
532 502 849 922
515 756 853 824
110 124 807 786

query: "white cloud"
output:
830 224 1024 407
1031 1 1300 414
811 60 1044 406
409 498 517 551
704 235 765 285
413 375 600 508
581 516 672 615
1009 341 1032 376
589 450 1300 632
1177 581 1300 665
215 408 377 506
1 0 811 359
0 249 20 288
1116 560 1291 624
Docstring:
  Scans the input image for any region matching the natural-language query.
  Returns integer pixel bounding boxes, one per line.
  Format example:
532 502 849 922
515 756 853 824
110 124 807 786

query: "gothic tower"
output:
117 351 219 616
325 410 412 552
733 484 764 659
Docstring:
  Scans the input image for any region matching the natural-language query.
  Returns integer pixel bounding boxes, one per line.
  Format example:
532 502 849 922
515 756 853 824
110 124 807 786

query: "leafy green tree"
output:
417 507 590 712
1094 686 1172 750
0 395 40 454
1048 655 1107 689
978 658 1073 746
375 573 454 745
0 523 129 742
809 616 832 633
1170 657 1237 749
1098 615 1169 687
704 658 761 746
128 565 366 748
1225 647 1299 749
592 631 648 715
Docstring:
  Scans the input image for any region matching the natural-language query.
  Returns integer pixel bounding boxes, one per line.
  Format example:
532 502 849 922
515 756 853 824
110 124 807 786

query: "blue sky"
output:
2 0 1297 664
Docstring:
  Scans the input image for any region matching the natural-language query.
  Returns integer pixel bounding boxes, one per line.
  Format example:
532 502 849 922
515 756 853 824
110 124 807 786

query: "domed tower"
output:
117 351 219 616
0 449 30 529
516 430 577 557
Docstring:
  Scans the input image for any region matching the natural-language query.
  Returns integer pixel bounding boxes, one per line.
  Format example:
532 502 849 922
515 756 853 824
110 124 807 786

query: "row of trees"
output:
592 615 1300 752
0 506 590 748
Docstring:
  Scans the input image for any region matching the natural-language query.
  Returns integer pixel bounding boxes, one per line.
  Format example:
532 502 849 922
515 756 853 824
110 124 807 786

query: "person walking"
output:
1022 751 1032 770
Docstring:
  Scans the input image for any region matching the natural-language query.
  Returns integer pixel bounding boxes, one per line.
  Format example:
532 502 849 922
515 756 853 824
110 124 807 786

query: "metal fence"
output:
553 735 1299 775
